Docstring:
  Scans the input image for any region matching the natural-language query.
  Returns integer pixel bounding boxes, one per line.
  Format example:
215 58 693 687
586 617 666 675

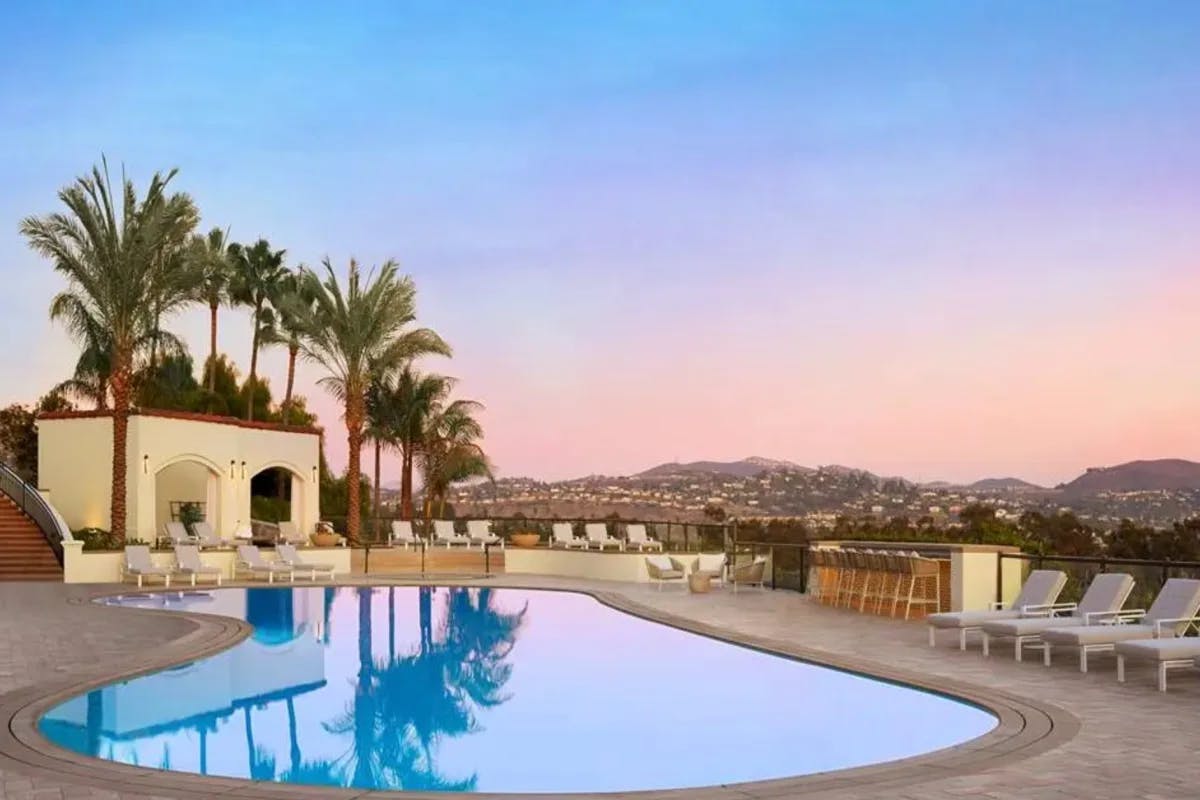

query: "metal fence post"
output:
484 543 491 575
799 545 807 594
770 546 776 590
995 553 1003 607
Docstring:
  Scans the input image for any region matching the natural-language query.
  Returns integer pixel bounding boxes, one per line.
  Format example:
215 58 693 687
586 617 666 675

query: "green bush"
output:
74 527 122 551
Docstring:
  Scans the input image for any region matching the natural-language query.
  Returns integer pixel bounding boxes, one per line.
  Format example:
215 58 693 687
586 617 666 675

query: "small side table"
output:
688 573 712 594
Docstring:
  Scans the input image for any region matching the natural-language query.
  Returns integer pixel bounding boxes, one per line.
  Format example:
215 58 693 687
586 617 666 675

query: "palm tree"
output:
189 227 233 394
284 259 449 544
229 239 287 420
395 369 454 521
53 307 112 409
365 374 400 542
22 160 199 542
269 270 318 425
420 398 491 520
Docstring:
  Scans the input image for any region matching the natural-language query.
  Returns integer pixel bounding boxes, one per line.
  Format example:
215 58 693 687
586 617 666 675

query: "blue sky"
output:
3 2 1200 484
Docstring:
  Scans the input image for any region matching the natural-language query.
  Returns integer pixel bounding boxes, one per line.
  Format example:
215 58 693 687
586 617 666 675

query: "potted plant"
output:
510 531 541 548
311 521 341 548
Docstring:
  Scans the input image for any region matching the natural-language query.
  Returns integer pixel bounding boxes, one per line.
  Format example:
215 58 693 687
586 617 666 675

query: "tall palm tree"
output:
229 239 287 420
395 369 453 521
22 160 199 542
420 398 491 520
189 227 233 393
54 307 113 409
284 259 449 544
268 270 318 425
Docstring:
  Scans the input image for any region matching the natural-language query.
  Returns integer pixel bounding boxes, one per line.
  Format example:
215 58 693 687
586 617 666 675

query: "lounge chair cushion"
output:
1115 638 1200 662
982 616 1084 637
1011 570 1069 610
646 555 675 572
927 609 1021 630
695 553 725 573
1041 623 1157 646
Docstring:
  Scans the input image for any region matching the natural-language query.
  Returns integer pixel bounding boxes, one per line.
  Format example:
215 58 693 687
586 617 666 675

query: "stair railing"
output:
0 461 70 566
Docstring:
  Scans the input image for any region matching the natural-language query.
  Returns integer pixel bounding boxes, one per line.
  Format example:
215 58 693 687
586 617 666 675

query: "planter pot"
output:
311 532 340 548
510 532 541 548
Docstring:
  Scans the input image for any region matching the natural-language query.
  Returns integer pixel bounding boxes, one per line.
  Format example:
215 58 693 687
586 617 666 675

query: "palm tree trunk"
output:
207 302 219 393
246 303 261 421
387 587 395 665
345 396 364 545
373 439 381 543
283 342 298 424
400 446 413 520
286 697 300 774
109 358 132 545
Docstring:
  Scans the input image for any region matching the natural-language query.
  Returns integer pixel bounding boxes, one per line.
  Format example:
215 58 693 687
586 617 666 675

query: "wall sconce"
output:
142 455 148 474
241 461 247 479
229 460 236 479
312 466 318 482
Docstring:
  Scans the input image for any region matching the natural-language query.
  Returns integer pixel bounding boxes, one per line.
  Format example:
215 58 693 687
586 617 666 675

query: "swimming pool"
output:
39 587 995 793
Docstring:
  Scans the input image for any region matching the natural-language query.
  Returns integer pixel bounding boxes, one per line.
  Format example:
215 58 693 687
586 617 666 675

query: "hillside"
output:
968 477 1045 491
1059 459 1200 495
637 457 808 478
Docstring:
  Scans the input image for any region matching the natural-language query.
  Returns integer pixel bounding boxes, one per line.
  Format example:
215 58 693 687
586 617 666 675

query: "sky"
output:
2 1 1199 487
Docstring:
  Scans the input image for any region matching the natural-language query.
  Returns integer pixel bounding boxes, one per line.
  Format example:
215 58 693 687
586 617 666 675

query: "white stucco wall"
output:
38 412 321 542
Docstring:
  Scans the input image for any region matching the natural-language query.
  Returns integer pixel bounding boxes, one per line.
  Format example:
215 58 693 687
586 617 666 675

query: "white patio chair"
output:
163 521 197 547
625 524 663 551
173 544 223 586
551 522 587 549
390 520 420 549
122 545 171 588
466 520 504 549
277 521 308 546
645 555 685 590
692 552 727 587
192 521 227 549
433 520 471 548
585 522 624 551
276 544 335 582
234 545 294 583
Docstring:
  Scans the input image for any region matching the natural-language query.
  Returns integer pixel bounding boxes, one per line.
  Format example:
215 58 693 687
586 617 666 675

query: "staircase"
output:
0 496 63 580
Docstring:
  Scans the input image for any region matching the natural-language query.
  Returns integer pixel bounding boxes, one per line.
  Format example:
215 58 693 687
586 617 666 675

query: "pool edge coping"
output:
0 579 1080 800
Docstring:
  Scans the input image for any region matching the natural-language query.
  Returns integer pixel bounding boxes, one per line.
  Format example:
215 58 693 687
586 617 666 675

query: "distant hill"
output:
1060 459 1200 495
637 457 808 478
968 477 1045 491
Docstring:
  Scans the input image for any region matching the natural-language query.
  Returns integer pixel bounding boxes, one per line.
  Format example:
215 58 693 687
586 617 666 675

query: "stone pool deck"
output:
1 576 1198 799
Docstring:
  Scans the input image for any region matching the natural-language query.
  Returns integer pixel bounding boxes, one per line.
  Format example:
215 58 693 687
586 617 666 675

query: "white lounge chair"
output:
276 544 335 581
625 524 663 551
192 521 226 549
234 545 294 583
173 544 223 586
551 523 587 549
466 520 504 549
122 545 171 588
981 573 1135 661
691 552 727 587
433 520 471 548
645 555 685 590
1042 578 1200 673
927 570 1068 650
233 523 254 542
390 520 420 549
277 521 308 546
585 522 624 551
163 521 197 547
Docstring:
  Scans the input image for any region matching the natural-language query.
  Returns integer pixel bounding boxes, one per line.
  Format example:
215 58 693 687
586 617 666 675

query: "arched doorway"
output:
154 458 221 539
249 464 306 534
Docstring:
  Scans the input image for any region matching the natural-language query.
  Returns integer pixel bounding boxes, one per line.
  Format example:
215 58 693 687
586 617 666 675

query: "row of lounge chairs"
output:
121 544 335 588
387 520 665 551
927 570 1200 691
162 520 315 549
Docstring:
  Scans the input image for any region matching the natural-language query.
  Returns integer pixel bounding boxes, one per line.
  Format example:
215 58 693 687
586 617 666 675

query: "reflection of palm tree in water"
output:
242 705 276 781
324 586 526 790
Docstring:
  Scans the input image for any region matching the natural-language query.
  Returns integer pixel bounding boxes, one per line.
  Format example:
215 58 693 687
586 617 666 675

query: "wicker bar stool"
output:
901 554 942 620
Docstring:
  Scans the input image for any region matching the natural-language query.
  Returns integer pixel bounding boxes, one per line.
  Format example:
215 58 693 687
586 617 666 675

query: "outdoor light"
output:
229 460 236 479
142 455 148 474
312 466 318 482
241 461 247 479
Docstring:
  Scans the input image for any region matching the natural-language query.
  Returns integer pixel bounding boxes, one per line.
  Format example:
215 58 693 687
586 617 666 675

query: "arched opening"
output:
154 459 220 539
249 464 306 536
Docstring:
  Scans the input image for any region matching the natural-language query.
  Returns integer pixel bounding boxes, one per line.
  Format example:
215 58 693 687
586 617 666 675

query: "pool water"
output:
40 587 995 793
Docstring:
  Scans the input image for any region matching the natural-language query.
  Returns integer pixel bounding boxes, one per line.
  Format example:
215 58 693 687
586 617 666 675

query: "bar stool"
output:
836 549 858 607
902 554 942 620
